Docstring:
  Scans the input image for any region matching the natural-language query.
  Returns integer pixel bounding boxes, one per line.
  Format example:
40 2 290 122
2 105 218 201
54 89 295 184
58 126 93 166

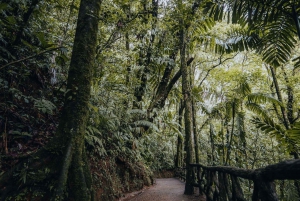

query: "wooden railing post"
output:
252 179 278 201
218 172 227 201
231 175 246 201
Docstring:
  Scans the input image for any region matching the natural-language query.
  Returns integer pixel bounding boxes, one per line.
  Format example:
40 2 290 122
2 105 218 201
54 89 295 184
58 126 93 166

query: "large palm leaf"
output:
252 116 297 152
204 0 300 67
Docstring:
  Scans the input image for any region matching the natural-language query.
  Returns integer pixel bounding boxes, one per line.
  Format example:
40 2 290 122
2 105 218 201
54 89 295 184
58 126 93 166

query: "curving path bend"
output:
120 178 205 201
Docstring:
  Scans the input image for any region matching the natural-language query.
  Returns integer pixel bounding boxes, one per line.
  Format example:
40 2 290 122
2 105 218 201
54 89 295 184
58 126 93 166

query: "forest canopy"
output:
0 0 300 200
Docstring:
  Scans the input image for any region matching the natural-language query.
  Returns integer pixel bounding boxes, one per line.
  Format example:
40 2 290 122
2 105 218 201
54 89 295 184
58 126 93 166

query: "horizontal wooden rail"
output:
189 159 300 201
190 159 300 181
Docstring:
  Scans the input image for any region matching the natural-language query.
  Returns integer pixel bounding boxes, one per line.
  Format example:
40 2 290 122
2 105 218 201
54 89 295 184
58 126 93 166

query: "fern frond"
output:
261 16 297 67
133 120 159 132
293 56 300 71
126 109 147 116
246 93 283 106
251 117 285 138
245 102 270 120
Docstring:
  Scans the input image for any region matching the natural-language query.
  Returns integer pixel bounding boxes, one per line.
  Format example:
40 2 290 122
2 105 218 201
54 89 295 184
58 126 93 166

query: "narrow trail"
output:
121 178 205 201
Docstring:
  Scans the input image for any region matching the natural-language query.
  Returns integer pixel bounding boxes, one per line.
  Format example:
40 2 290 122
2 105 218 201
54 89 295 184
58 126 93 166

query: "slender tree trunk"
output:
192 98 200 164
225 101 235 166
175 100 184 167
269 66 290 129
209 124 215 164
280 66 295 124
178 1 195 194
190 61 199 164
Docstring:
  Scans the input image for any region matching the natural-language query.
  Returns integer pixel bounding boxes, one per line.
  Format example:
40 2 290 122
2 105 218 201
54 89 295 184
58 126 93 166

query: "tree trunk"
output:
269 65 290 129
179 1 195 194
280 66 295 125
192 95 200 164
209 124 216 164
0 0 101 200
51 0 101 199
175 101 184 167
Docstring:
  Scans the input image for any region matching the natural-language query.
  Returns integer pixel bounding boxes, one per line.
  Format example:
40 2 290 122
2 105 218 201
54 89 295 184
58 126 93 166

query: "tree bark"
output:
179 1 195 194
0 0 101 200
175 101 184 167
269 65 290 129
192 93 200 164
51 0 101 199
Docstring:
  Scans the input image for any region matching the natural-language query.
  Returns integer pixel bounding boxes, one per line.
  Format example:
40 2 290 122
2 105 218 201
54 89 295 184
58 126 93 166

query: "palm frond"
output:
246 93 283 106
287 122 300 146
204 0 298 67
195 28 259 54
245 102 270 120
251 116 285 137
252 116 296 152
260 16 297 67
235 81 252 97
293 56 300 71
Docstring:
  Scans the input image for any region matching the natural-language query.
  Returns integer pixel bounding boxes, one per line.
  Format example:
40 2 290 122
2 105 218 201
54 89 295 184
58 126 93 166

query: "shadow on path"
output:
121 178 205 201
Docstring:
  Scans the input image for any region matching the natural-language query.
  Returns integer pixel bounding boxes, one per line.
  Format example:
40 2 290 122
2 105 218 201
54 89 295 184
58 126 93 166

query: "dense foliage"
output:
0 0 300 200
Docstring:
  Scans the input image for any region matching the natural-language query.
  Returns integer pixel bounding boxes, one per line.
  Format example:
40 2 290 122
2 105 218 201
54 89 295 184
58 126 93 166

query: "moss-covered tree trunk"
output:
50 0 101 199
0 0 101 200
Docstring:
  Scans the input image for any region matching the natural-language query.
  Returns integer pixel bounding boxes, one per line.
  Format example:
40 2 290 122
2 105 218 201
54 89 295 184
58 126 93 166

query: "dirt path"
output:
120 178 205 201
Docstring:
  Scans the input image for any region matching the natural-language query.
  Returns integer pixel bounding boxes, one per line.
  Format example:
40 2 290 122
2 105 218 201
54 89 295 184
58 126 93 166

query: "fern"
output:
126 109 147 116
133 120 159 132
251 116 285 137
85 126 107 156
33 99 56 115
249 116 298 153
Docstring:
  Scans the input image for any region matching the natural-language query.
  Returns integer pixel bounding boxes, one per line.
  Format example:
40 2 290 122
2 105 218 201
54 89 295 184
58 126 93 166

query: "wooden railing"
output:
186 159 300 201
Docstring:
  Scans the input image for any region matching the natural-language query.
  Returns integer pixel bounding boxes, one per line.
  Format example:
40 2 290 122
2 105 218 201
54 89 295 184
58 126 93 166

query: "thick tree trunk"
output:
0 0 101 200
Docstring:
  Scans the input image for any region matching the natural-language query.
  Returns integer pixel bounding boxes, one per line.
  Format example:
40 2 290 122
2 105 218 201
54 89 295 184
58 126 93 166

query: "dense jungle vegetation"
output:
0 0 300 200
